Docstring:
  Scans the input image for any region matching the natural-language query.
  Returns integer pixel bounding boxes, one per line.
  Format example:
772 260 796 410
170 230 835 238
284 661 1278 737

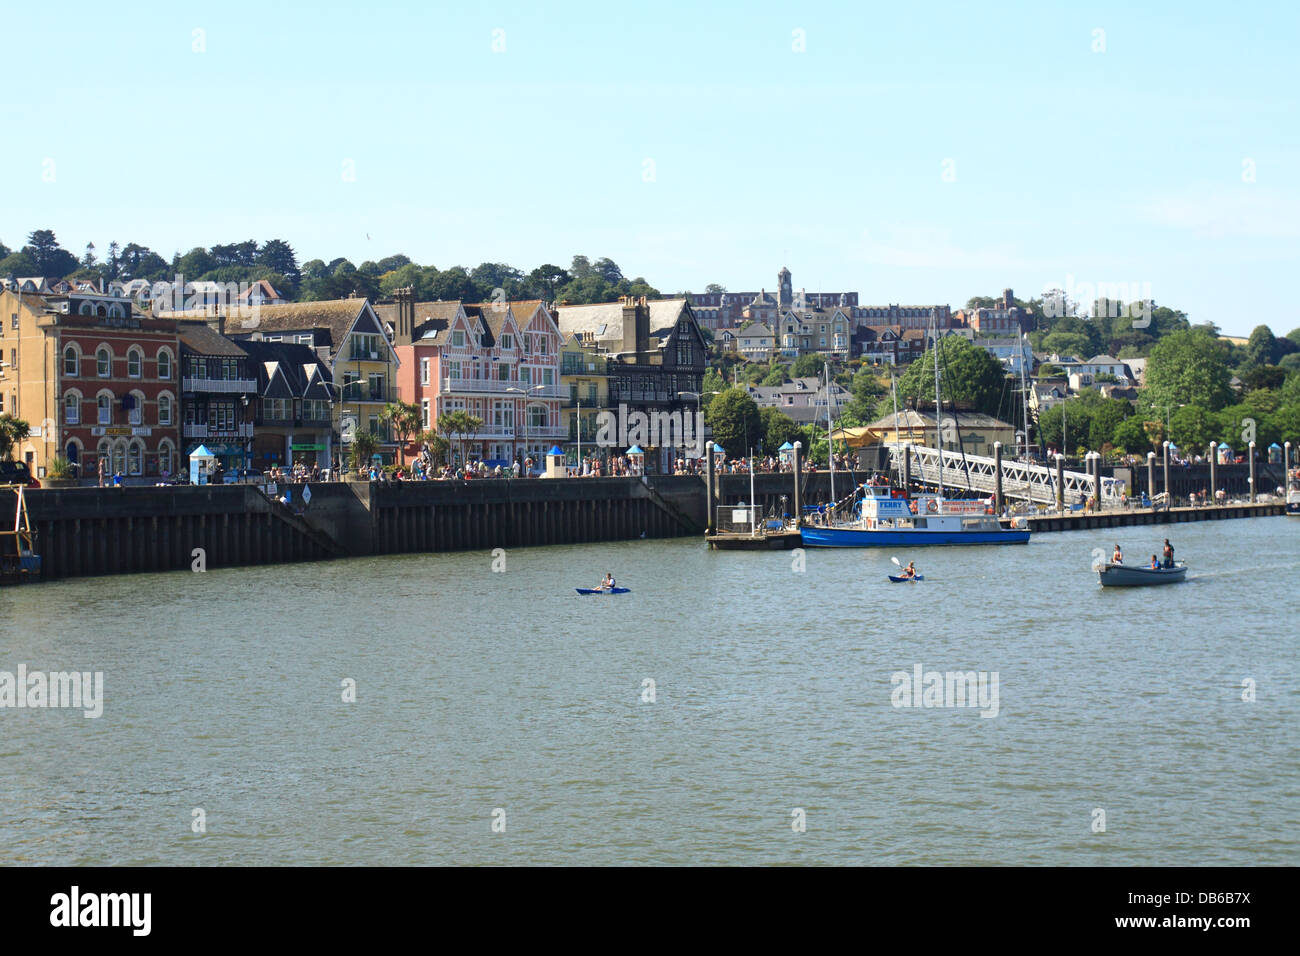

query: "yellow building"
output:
202 299 400 467
560 332 609 461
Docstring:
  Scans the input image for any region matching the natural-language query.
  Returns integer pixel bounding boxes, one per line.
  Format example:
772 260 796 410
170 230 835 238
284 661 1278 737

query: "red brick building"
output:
2 288 181 480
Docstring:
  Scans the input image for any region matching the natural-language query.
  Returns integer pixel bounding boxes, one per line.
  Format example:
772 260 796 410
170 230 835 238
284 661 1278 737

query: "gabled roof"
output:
177 321 248 357
555 298 694 351
237 339 337 399
226 298 371 357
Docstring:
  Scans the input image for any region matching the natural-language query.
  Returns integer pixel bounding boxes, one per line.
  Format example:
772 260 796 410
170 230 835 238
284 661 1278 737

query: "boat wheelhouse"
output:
800 486 1030 547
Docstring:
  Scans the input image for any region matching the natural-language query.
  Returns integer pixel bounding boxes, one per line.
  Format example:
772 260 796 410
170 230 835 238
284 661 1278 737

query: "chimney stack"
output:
394 286 414 346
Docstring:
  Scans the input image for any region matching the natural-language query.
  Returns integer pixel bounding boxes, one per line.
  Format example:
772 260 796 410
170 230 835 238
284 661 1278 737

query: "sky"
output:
3 0 1297 336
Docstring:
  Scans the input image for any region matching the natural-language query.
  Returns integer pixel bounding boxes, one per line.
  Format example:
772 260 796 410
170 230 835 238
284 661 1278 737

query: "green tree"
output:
0 414 31 460
760 365 787 386
23 229 78 276
704 388 761 457
759 407 802 455
1244 324 1278 368
895 337 1007 416
844 367 886 421
1168 404 1219 451
790 353 827 379
380 401 423 466
1111 416 1152 455
438 410 484 467
347 429 379 474
527 264 569 301
1140 328 1233 415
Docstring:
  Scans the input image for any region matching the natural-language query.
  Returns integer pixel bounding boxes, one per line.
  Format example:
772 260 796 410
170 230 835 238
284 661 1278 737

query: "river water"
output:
2 517 1297 865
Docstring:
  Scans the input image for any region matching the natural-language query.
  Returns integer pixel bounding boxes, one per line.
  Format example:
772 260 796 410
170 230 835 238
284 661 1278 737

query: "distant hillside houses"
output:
742 377 851 425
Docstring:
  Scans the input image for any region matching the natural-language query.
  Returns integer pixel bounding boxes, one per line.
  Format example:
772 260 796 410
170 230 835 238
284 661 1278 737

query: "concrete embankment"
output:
1025 502 1284 532
21 476 714 581
15 472 1288 583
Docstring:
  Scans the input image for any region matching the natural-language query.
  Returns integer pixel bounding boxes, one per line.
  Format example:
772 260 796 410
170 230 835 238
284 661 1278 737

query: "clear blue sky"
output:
3 0 1296 336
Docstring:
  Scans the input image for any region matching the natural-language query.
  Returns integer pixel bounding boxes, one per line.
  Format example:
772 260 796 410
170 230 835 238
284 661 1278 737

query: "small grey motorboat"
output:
1097 561 1187 587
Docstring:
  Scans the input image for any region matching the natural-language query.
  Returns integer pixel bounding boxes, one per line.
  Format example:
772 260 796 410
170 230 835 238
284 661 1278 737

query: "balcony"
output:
182 377 259 393
183 422 254 439
562 357 605 376
445 423 515 439
520 424 568 439
340 384 396 404
440 378 567 398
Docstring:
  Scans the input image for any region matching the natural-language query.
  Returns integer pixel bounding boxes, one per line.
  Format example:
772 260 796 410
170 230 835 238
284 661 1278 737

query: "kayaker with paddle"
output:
901 561 917 580
1162 539 1174 569
598 572 616 591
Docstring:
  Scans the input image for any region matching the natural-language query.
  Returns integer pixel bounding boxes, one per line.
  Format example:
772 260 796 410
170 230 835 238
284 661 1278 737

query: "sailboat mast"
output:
932 317 944 500
826 361 835 506
891 369 901 485
750 449 757 535
1020 333 1031 462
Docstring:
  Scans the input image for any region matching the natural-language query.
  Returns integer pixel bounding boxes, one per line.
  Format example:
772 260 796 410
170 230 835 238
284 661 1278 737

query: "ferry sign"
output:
873 498 912 517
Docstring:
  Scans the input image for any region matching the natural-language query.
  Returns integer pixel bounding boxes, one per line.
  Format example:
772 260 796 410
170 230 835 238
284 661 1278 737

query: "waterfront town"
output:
4 241 1300 500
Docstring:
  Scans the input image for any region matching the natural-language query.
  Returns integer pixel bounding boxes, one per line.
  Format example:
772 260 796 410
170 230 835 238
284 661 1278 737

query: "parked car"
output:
0 460 40 488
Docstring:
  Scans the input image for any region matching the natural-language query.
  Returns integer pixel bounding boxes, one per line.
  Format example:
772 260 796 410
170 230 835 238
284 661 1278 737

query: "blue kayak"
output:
575 587 631 595
888 574 924 583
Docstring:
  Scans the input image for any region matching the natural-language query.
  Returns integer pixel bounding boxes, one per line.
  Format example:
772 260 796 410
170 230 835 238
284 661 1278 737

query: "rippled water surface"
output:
1 517 1297 865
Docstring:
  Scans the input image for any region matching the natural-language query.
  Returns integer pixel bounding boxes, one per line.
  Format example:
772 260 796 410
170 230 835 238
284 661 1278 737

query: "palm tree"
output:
380 400 422 467
0 414 31 461
438 410 484 469
347 429 380 475
417 430 450 468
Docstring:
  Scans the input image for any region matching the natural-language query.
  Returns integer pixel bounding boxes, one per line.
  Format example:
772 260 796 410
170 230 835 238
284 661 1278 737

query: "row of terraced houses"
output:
1 283 707 480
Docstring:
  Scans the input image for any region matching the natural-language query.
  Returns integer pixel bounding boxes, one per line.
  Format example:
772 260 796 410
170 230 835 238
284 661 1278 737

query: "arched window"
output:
65 441 81 469
64 392 81 425
158 394 172 426
112 441 127 475
127 442 142 476
108 304 124 318
127 391 144 426
97 440 111 471
79 302 93 315
127 348 142 378
158 441 173 476
63 346 79 376
96 305 107 317
157 350 172 380
97 348 111 377
97 393 112 425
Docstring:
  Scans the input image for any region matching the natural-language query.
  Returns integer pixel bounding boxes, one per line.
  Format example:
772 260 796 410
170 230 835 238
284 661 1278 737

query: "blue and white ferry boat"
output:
800 486 1030 548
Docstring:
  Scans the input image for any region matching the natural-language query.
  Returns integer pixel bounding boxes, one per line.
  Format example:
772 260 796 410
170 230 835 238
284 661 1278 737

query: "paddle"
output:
891 556 902 567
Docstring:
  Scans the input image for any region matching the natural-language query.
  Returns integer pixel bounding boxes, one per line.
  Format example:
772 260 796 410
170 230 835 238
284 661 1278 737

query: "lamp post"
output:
678 390 720 469
507 384 545 473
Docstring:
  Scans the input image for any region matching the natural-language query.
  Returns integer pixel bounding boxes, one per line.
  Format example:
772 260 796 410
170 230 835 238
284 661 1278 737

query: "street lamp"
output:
507 384 545 472
678 390 720 469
